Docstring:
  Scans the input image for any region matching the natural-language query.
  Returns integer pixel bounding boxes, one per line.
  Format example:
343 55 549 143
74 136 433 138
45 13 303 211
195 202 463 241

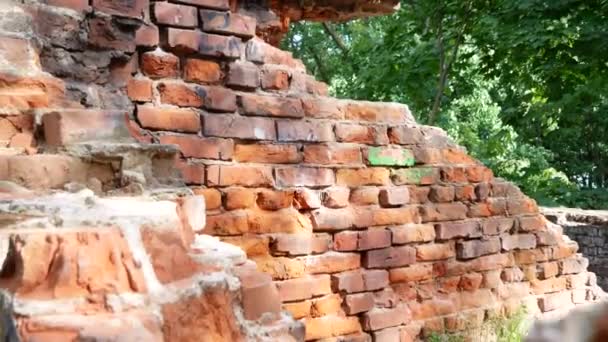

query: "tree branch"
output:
322 22 349 56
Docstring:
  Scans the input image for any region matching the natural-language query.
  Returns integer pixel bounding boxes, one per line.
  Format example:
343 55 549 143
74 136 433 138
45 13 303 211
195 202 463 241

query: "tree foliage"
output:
281 0 608 208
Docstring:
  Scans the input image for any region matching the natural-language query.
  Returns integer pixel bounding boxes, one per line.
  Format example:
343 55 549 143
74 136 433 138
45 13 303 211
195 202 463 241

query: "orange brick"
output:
234 143 301 164
183 59 222 84
336 168 390 187
192 188 221 210
224 187 256 210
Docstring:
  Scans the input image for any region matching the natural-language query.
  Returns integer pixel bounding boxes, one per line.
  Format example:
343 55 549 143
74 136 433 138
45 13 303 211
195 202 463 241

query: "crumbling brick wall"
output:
0 0 605 341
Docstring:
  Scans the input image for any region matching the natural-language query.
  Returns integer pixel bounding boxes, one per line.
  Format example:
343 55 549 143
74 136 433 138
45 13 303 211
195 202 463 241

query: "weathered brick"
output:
466 166 493 182
491 181 523 197
344 101 411 124
372 207 420 226
91 0 147 18
454 185 476 201
141 51 179 78
416 242 455 261
204 210 249 235
363 246 416 268
277 120 333 142
459 273 484 291
482 217 514 235
391 224 435 244
223 187 256 210
177 162 206 184
226 62 259 88
199 32 242 58
311 293 343 317
257 189 295 210
559 257 588 275
303 252 361 274
276 167 334 187
261 66 290 90
537 262 559 279
304 316 361 341
518 215 546 232
413 147 443 164
389 263 433 283
475 183 491 201
192 188 222 210
241 94 304 118
275 277 313 302
435 220 481 240
513 249 549 265
127 77 153 102
456 238 501 259
201 86 238 112
388 126 424 145
248 208 312 234
41 110 128 146
234 143 300 164
531 276 567 295
87 16 135 52
408 186 431 203
184 59 222 84
303 144 362 165
135 23 159 47
294 188 322 209
536 231 560 246
174 0 229 10
200 10 256 38
203 114 275 140
379 187 410 207
270 234 312 256
207 165 273 187
350 187 380 206
159 135 232 160
245 38 306 69
469 202 493 218
391 168 439 185
364 146 415 166
501 267 525 283
334 229 391 251
501 234 537 251
253 255 306 280
158 82 203 107
312 234 332 254
137 105 200 133
335 123 388 145
44 0 89 12
538 291 572 312
283 301 311 319
167 28 201 53
409 298 457 320
361 306 411 331
345 293 375 315
237 269 281 321
220 234 269 257
302 97 344 119
336 168 390 187
154 2 198 27
507 197 539 215
420 203 468 222
429 186 455 203
332 271 365 293
322 187 350 208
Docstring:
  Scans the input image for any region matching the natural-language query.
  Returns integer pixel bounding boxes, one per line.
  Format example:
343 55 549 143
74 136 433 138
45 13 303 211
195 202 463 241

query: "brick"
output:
311 294 342 317
454 185 476 201
364 146 415 166
507 197 538 215
334 229 391 252
518 215 546 232
332 271 365 293
252 255 306 280
294 188 322 209
159 135 232 160
304 316 361 341
408 186 430 203
245 38 305 68
127 78 153 102
199 32 242 58
440 167 467 183
459 273 483 291
513 249 549 265
501 234 537 251
501 267 525 283
475 183 491 201
257 189 294 210
312 234 332 254
336 168 389 187
537 262 559 279
566 272 587 289
391 224 435 244
388 126 424 145
335 123 388 145
456 238 501 259
200 10 256 38
153 2 198 28
177 162 206 184
413 147 443 164
137 105 200 133
276 167 334 187
491 181 523 197
173 0 229 10
220 234 269 257
531 277 567 295
363 270 389 290
435 220 481 240
429 186 455 203
345 293 374 315
233 144 299 164
277 120 333 142
363 246 416 268
261 66 290 90
482 217 514 235
275 277 313 302
241 94 304 118
237 270 281 320
466 166 493 182
135 23 159 47
203 114 275 140
184 59 222 84
91 0 147 18
443 253 514 277
44 0 89 12
304 144 362 165
420 203 468 222
344 101 411 124
270 234 312 256
226 62 259 88
559 257 587 275
391 168 439 185
389 263 433 283
322 187 350 208
379 187 409 207
248 208 312 234
538 291 572 312
303 252 361 274
158 82 204 107
204 210 249 235
141 51 179 79
416 243 455 261
283 301 311 319
167 28 201 53
201 86 238 112
302 97 344 119
350 187 380 206
361 306 411 331
192 188 222 210
207 165 273 187
371 207 419 226
224 187 256 210
536 231 560 246
87 16 136 51
482 270 502 288
42 110 129 146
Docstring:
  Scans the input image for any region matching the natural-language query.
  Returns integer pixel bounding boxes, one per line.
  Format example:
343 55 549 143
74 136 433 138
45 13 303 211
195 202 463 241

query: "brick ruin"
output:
0 0 605 341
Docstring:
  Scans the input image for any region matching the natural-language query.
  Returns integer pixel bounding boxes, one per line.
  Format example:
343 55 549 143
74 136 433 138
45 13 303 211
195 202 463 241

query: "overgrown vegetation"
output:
282 0 608 209
427 307 530 342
